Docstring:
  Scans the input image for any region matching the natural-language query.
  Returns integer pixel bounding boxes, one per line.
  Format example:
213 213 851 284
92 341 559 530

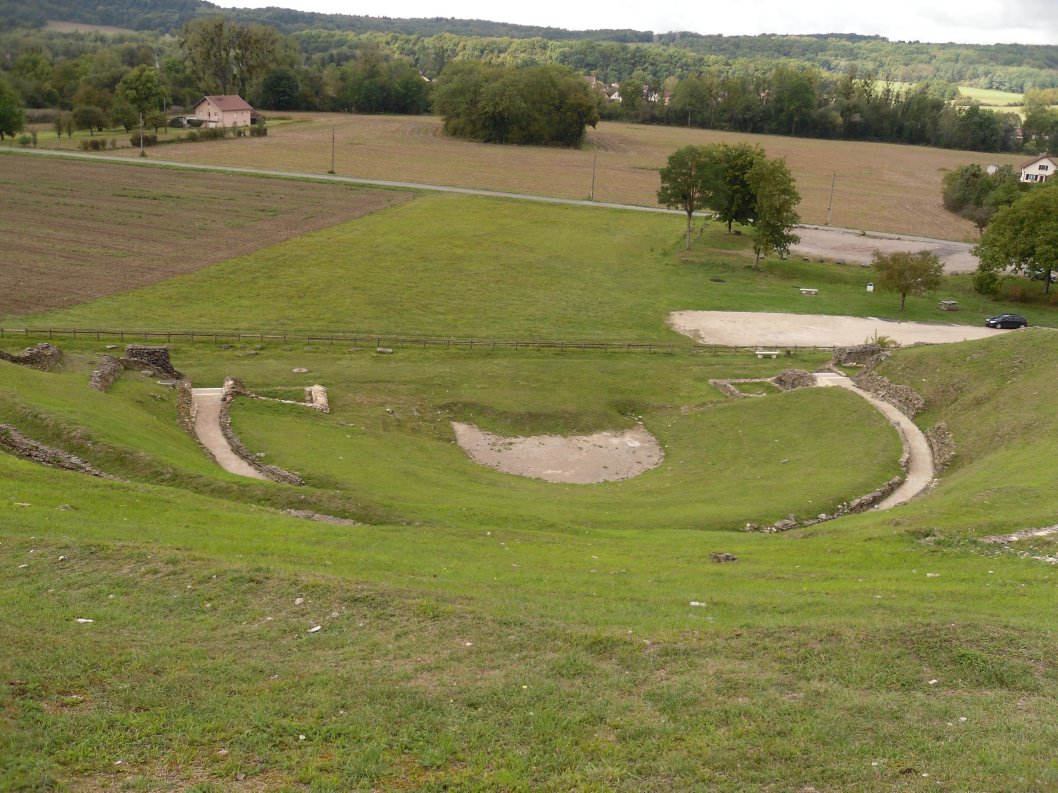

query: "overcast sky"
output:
211 0 1058 45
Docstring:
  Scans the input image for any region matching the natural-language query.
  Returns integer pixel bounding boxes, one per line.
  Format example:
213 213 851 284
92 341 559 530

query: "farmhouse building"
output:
1018 153 1057 183
192 95 254 128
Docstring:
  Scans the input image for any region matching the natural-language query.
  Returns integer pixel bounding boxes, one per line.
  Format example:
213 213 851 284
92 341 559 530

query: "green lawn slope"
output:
3 331 1058 789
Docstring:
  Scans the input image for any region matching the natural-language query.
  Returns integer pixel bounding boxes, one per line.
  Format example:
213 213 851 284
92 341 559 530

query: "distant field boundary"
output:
0 327 838 356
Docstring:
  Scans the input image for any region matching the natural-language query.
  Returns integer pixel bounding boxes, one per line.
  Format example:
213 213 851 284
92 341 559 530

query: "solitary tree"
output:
657 145 723 249
974 186 1058 294
871 250 945 310
72 104 106 135
747 157 801 267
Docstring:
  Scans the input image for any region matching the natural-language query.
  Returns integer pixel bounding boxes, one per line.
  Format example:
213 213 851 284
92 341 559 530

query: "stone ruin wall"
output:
0 342 63 371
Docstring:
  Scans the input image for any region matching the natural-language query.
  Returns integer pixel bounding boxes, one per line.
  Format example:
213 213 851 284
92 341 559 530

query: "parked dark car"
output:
985 313 1028 329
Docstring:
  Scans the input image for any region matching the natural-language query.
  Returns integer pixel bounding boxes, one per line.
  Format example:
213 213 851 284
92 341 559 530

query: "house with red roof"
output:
192 95 254 128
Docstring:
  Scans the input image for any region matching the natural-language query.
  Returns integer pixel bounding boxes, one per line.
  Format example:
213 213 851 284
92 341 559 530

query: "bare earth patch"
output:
0 154 408 318
451 421 663 484
669 311 1005 347
793 227 979 274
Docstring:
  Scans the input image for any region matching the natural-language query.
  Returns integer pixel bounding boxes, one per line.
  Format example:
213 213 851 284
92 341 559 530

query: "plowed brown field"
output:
0 155 408 318
102 113 1027 241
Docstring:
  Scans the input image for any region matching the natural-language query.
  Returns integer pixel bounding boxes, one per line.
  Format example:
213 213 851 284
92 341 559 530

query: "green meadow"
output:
4 184 1058 791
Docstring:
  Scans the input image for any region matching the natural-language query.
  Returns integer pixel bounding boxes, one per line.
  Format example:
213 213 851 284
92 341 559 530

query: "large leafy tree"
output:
871 250 945 311
747 157 801 268
0 77 26 141
974 186 1058 295
712 142 766 234
434 63 597 148
657 145 724 250
116 65 167 115
180 16 294 98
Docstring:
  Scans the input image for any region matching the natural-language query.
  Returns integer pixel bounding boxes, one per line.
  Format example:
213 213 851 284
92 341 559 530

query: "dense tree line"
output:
613 64 1022 153
7 0 1058 91
0 20 432 120
0 13 1044 153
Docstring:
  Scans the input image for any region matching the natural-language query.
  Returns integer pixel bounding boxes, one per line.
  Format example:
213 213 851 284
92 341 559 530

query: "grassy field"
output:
66 112 1030 241
0 153 407 317
13 189 1057 335
3 331 1058 790
957 86 1025 107
4 150 1058 789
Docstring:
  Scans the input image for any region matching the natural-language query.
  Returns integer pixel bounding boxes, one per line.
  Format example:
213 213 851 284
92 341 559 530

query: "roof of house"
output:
1018 153 1056 170
193 95 254 112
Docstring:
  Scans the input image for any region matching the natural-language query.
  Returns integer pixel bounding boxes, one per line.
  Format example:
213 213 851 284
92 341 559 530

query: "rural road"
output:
10 148 978 272
191 387 267 480
814 372 934 509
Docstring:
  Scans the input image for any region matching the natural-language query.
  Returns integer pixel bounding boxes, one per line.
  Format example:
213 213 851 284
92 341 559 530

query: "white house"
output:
1018 153 1058 184
192 95 254 128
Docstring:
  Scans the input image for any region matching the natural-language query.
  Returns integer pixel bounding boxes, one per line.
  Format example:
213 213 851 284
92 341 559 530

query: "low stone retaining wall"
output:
852 371 926 418
772 369 817 391
745 475 904 533
0 342 63 371
88 354 125 392
226 377 330 413
0 423 116 479
925 421 956 471
832 342 889 368
220 378 304 485
123 345 183 379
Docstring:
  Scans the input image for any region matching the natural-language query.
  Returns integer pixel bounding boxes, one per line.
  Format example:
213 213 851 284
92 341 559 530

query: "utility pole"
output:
328 126 335 174
825 171 835 225
139 112 145 157
590 151 598 201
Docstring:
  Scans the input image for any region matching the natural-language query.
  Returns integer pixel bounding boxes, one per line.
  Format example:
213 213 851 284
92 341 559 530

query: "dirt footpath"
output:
669 311 1005 347
191 388 268 480
793 226 978 274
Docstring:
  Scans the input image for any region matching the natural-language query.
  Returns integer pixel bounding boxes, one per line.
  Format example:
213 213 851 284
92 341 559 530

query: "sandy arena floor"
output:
451 422 663 484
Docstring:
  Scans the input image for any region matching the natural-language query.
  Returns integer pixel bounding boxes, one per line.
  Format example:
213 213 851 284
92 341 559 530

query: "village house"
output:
191 95 254 128
1018 153 1058 183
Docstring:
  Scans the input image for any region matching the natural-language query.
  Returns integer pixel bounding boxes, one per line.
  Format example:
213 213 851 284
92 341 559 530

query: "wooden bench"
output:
938 300 959 311
799 288 818 296
755 349 780 359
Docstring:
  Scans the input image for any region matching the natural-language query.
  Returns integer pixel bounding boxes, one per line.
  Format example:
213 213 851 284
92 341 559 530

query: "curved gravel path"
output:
191 387 267 480
814 373 934 509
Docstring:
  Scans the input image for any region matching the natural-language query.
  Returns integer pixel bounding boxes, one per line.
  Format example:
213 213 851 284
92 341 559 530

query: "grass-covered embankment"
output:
2 332 1058 790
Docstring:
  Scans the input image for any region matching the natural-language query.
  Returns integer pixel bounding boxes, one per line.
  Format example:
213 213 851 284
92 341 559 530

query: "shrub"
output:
130 133 158 147
17 133 32 146
185 131 199 142
250 123 267 137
